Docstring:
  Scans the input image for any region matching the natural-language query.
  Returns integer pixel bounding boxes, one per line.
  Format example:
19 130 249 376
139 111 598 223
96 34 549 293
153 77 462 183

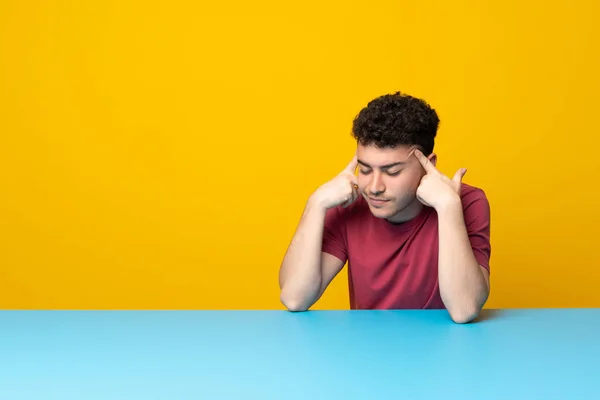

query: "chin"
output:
368 205 397 219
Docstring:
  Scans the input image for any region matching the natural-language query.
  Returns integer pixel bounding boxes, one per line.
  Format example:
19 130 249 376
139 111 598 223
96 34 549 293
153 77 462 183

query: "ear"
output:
428 153 437 167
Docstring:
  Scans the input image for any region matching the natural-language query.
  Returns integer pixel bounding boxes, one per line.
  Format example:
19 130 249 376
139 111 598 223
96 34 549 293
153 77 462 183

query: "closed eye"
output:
359 169 401 176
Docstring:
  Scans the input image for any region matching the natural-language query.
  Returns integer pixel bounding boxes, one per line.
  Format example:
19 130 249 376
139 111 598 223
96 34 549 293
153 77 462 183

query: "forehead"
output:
357 144 415 166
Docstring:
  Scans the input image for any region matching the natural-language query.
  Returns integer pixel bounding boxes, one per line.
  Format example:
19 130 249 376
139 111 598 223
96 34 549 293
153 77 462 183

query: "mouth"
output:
368 197 390 206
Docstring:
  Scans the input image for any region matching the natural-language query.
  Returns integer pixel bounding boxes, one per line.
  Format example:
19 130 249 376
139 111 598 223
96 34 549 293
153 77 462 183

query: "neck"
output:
386 198 425 224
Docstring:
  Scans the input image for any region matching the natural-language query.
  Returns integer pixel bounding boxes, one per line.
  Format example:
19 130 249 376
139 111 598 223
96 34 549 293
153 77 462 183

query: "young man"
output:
278 92 491 323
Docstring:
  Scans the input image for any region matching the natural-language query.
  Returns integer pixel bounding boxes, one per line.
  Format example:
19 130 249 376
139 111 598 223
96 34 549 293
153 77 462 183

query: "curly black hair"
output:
351 92 439 155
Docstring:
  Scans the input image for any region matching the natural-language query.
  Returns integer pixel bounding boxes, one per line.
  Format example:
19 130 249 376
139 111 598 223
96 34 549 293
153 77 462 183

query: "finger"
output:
352 185 359 203
341 190 353 208
413 149 438 175
342 185 359 208
452 168 467 183
415 187 429 207
343 154 358 174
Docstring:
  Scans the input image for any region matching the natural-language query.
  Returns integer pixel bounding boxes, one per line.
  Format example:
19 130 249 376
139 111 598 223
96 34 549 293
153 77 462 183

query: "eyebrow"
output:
357 160 407 169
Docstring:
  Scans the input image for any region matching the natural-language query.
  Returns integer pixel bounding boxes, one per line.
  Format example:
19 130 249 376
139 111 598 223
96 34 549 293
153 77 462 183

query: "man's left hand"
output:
413 149 466 211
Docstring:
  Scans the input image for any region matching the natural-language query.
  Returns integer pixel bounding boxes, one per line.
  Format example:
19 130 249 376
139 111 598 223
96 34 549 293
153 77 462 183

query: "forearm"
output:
437 199 489 323
279 198 327 311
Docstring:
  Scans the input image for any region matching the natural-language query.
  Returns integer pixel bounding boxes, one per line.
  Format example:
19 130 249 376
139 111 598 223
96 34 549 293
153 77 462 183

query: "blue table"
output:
0 309 598 399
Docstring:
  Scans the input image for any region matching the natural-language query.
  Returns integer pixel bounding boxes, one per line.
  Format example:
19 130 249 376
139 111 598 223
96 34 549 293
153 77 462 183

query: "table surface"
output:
1 309 599 400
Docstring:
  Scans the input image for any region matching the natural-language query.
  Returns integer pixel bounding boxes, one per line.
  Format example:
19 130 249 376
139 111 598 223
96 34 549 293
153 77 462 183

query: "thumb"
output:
452 168 467 183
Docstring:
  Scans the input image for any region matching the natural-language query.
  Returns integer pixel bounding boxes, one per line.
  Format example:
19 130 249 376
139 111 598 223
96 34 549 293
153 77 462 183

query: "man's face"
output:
356 143 437 222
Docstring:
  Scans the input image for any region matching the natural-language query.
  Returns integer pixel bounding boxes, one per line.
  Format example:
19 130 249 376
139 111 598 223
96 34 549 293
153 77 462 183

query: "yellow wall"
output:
1 1 599 309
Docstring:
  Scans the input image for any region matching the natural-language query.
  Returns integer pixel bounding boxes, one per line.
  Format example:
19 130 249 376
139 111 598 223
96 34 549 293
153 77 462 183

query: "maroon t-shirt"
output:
322 183 491 310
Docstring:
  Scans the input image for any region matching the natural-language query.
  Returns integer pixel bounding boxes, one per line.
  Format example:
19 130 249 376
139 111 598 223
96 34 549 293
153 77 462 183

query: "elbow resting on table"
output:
280 290 311 312
448 305 481 324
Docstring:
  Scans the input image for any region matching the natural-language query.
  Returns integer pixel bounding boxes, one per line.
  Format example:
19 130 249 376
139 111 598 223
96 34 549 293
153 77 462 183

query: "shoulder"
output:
460 183 490 209
460 183 488 200
459 183 491 227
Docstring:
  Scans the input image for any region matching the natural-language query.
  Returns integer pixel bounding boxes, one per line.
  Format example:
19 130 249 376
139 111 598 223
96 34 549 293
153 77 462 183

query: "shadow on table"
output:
473 309 505 323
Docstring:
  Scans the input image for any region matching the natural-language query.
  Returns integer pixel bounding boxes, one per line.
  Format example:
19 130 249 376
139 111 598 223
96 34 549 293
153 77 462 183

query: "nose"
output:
368 172 385 196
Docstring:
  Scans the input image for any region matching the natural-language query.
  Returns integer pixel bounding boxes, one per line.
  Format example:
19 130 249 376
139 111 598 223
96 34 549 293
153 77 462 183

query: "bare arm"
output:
437 200 490 323
279 200 345 311
279 155 358 312
413 149 490 324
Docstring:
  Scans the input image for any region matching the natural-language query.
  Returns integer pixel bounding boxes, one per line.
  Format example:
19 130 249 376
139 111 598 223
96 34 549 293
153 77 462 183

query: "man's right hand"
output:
310 155 359 209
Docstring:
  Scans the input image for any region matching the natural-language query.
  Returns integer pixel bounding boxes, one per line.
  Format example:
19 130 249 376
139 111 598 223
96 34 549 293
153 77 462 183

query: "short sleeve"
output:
462 188 492 273
322 205 348 263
